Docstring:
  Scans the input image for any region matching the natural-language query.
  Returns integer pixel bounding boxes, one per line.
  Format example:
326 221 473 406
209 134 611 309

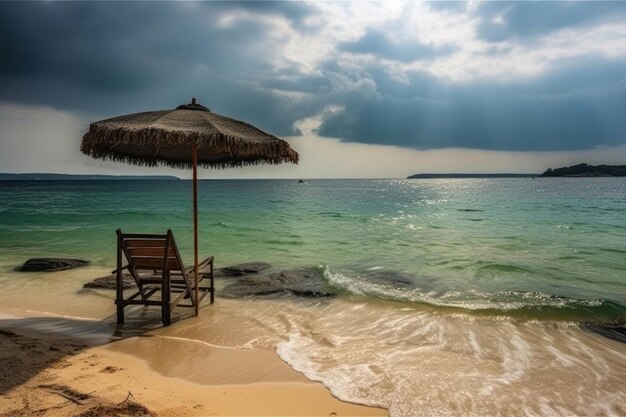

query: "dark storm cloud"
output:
0 2 158 92
0 1 625 153
316 58 626 151
474 1 626 42
225 1 319 25
0 2 278 86
0 1 317 135
339 29 454 62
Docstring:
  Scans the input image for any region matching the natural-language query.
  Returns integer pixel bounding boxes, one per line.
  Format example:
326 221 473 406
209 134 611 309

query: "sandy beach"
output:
0 314 387 417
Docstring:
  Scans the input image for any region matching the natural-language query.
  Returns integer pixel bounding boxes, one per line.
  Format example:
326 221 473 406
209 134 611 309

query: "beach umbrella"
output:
81 98 299 315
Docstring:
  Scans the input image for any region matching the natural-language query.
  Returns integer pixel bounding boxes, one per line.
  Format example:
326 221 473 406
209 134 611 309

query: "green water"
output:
2 178 625 417
1 178 625 322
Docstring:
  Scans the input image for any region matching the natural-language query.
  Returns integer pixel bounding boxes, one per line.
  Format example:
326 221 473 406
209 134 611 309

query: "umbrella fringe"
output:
81 124 298 169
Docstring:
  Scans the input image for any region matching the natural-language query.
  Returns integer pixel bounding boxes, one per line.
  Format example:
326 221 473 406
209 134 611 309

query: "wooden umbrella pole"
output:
192 143 199 316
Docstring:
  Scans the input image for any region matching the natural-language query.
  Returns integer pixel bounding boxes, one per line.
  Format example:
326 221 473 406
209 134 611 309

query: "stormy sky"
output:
1 1 625 177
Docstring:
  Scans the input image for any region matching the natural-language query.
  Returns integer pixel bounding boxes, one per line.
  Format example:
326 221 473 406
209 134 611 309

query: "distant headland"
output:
407 173 536 179
0 173 180 180
540 163 626 177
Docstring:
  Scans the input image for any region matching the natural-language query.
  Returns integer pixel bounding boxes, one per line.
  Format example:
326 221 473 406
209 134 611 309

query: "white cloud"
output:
262 1 626 83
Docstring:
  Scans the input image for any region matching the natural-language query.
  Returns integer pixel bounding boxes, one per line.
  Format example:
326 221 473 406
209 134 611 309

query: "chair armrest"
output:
198 256 214 269
185 256 214 274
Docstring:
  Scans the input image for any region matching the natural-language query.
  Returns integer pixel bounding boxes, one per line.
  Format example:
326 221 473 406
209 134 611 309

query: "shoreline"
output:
0 310 387 417
2 267 625 416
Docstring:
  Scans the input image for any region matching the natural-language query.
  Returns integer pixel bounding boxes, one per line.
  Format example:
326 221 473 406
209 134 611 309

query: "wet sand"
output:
0 267 387 417
0 320 386 417
2 266 624 416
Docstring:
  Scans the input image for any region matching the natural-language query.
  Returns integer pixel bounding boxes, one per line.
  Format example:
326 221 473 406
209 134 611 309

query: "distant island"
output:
407 173 536 179
540 163 626 177
0 173 180 180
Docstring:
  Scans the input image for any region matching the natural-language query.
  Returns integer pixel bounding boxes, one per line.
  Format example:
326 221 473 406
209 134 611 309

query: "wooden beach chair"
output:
113 229 214 326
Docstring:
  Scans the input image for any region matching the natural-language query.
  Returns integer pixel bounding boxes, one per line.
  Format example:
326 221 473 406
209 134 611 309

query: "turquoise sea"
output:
1 178 625 321
1 178 625 416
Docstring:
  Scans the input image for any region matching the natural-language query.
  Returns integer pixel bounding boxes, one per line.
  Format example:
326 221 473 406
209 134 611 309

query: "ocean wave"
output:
474 262 534 278
276 328 388 412
274 299 626 417
319 211 344 217
263 239 305 246
209 221 230 228
323 266 616 318
0 224 101 232
600 247 626 254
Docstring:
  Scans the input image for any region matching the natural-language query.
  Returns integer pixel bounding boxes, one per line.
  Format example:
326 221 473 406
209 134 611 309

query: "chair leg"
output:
116 230 124 324
115 271 125 324
210 261 215 304
116 301 124 324
115 276 125 324
162 272 171 326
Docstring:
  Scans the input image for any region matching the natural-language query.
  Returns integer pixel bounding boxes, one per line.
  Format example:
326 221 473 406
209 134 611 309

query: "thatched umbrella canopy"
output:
81 98 298 316
81 98 298 168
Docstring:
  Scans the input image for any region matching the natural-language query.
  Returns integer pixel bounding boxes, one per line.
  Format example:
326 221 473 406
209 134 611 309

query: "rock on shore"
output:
222 269 336 298
18 258 89 272
83 273 135 290
215 262 272 278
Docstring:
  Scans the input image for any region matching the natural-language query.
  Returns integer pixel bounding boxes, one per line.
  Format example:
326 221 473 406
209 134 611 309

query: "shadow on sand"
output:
0 308 196 416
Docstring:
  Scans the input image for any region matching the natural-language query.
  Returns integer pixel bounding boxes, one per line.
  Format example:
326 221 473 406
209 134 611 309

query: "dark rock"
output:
0 329 18 338
18 258 89 272
222 269 337 298
221 275 284 297
215 262 272 278
363 269 415 287
84 273 135 290
287 288 335 298
276 270 337 297
582 323 626 344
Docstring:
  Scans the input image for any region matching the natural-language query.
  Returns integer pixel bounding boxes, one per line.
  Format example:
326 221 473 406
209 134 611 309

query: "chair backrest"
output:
117 230 185 274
